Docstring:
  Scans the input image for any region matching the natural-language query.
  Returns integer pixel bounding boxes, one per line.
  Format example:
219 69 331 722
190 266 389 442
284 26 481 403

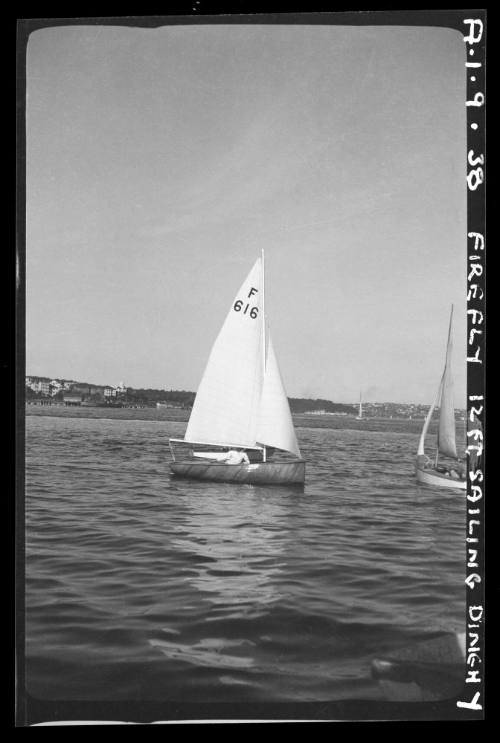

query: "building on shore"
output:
36 380 51 395
63 393 83 406
50 380 64 396
103 383 128 398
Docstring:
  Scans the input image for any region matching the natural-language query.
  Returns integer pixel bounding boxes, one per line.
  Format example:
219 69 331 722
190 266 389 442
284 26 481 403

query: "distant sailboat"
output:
356 390 363 420
415 306 465 490
169 252 305 485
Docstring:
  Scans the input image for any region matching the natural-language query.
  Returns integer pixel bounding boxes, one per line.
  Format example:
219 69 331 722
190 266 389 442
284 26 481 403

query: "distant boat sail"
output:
356 390 363 420
415 306 465 490
169 252 305 485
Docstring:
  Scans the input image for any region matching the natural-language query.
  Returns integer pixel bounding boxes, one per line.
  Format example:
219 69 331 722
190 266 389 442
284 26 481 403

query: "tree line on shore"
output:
25 384 355 413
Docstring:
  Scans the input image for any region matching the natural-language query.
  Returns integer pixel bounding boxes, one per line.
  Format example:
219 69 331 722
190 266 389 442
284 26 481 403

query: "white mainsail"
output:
417 379 442 457
256 333 301 458
184 258 264 447
417 306 458 461
437 307 458 459
183 256 301 458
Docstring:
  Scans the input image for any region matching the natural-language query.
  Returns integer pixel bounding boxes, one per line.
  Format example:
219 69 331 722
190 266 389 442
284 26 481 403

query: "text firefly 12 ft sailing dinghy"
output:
169 252 305 485
415 305 465 491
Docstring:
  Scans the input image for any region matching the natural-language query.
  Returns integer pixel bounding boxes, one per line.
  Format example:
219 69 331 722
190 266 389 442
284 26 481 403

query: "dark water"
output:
25 409 466 704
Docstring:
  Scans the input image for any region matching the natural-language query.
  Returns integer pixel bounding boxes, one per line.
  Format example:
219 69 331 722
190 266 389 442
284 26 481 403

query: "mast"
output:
435 305 454 468
434 380 443 469
445 305 454 367
261 248 267 462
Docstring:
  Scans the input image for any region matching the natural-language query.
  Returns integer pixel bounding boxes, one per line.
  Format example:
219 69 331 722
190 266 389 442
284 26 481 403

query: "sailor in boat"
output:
440 465 465 481
416 453 432 470
223 449 250 465
416 453 465 481
448 465 463 480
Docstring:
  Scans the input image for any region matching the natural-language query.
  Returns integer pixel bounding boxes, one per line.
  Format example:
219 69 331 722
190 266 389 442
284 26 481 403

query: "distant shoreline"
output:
24 400 429 420
24 403 453 437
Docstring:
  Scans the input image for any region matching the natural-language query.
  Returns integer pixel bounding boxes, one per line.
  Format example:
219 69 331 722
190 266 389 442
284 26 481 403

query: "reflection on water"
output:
152 486 292 671
25 413 466 703
170 486 290 613
150 636 256 669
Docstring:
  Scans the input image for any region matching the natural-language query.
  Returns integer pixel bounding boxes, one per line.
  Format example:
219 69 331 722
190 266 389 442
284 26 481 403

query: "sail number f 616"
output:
233 286 259 319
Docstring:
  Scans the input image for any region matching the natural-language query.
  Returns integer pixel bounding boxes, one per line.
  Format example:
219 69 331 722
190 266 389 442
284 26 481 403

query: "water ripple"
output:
25 412 466 702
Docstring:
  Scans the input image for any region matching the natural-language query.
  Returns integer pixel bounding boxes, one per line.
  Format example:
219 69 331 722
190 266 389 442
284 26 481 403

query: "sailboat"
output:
356 390 363 420
169 252 305 485
415 306 465 490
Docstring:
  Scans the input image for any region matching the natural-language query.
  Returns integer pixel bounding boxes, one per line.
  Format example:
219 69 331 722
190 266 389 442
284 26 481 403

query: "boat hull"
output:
170 459 305 485
416 465 466 490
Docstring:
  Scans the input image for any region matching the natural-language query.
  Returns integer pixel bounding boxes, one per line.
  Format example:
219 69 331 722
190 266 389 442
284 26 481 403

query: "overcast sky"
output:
26 21 467 404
